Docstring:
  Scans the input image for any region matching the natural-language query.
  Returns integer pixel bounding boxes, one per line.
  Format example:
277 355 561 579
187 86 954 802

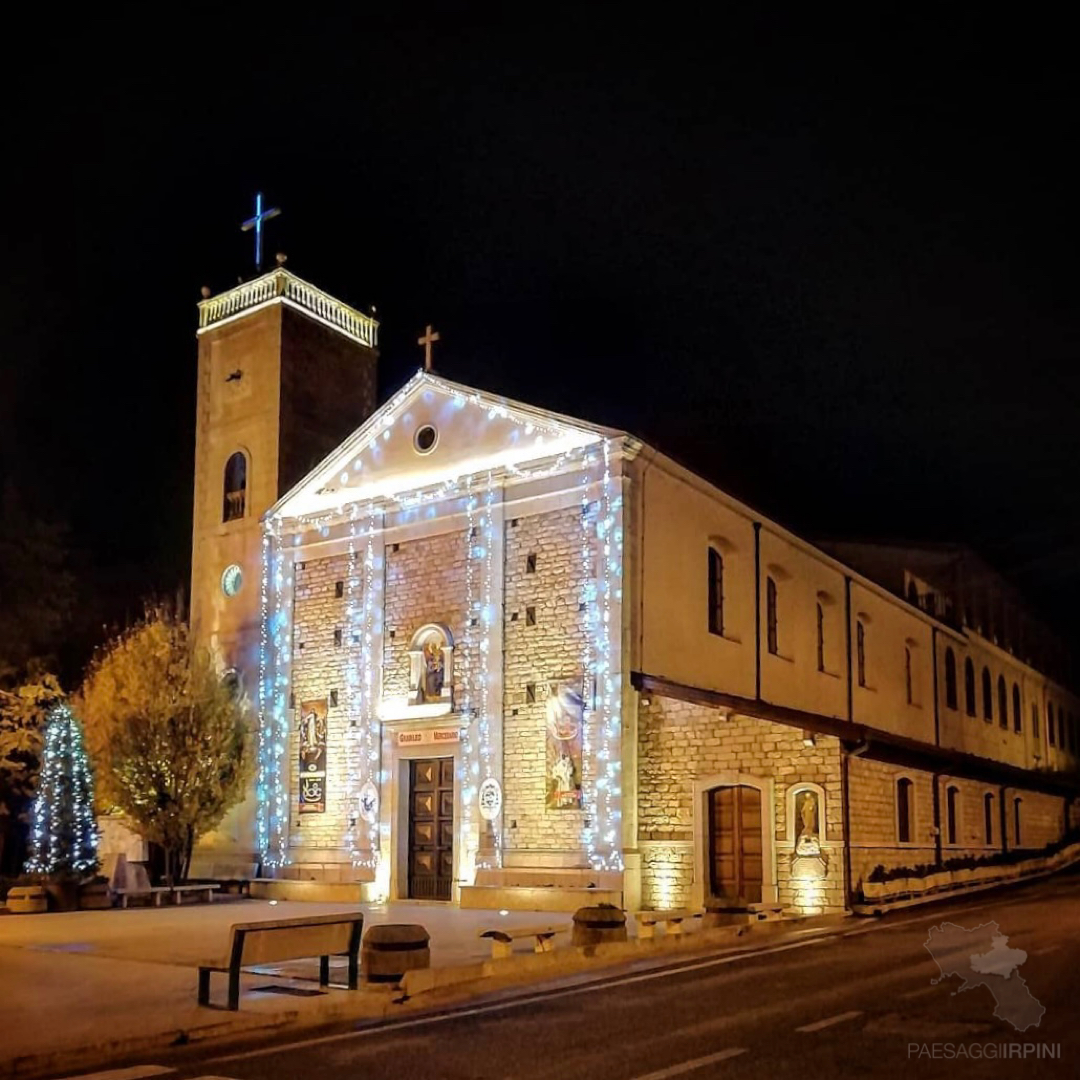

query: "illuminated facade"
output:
194 271 1080 912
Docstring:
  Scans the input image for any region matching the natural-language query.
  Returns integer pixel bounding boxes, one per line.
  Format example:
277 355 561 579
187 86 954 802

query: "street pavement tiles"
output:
924 920 1045 1032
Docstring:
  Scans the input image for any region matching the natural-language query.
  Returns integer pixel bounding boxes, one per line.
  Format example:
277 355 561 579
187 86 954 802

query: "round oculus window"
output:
414 424 438 454
221 564 243 598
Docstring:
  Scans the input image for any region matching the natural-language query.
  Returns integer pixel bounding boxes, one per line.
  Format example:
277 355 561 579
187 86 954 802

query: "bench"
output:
479 924 569 960
170 883 220 904
634 908 704 939
198 912 365 1010
114 863 171 908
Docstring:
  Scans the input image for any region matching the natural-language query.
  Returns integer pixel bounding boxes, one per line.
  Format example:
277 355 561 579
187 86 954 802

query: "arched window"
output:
997 675 1008 730
223 451 247 522
964 658 976 717
816 603 825 672
944 648 958 710
1048 703 1056 746
896 778 914 843
1032 702 1040 742
983 792 995 845
905 647 913 705
946 785 959 845
707 547 724 637
857 620 867 687
766 576 778 655
1012 684 1022 734
982 667 993 722
1013 798 1022 846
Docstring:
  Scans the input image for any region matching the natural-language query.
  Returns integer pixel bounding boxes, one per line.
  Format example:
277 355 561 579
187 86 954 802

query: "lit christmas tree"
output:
25 703 98 876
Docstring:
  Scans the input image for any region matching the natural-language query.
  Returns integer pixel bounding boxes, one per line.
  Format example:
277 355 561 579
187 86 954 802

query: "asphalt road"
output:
69 877 1080 1080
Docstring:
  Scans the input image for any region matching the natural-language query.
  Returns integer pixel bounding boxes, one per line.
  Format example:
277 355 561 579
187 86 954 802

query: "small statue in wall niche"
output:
795 789 821 856
421 637 445 700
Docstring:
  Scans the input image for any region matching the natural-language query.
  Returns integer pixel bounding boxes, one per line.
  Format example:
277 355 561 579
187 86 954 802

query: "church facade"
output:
192 269 1080 914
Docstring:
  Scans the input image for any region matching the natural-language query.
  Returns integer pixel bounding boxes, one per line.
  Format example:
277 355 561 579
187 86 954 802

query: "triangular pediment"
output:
270 371 621 520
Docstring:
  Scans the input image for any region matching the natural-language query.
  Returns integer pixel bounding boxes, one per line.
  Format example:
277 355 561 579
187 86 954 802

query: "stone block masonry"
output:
503 506 593 855
638 695 845 913
289 551 355 859
383 529 471 706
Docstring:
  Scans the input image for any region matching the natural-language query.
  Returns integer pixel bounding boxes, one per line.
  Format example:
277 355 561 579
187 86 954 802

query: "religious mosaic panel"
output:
298 698 328 814
545 685 584 810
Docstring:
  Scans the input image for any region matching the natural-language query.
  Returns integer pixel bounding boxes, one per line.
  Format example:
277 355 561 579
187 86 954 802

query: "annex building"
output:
191 267 1080 915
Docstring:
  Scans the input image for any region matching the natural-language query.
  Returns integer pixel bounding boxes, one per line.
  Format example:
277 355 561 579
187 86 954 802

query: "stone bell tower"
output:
190 264 379 684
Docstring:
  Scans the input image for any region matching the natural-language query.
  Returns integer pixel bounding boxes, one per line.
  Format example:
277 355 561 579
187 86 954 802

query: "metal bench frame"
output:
198 915 364 1010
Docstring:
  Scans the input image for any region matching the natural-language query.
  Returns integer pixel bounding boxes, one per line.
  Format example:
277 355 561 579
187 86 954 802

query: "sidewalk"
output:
0 898 848 1078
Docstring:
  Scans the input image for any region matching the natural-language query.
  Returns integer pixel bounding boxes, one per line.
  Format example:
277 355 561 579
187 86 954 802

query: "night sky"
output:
2 14 1077 660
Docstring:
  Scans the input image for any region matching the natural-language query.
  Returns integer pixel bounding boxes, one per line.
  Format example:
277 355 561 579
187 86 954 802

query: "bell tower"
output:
190 266 379 683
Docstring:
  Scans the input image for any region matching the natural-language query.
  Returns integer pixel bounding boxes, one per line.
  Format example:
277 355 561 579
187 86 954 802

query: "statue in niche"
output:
421 638 445 700
406 623 455 710
795 789 821 855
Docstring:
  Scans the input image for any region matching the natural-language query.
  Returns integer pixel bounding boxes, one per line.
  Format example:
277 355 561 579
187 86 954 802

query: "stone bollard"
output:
572 903 627 948
361 923 431 984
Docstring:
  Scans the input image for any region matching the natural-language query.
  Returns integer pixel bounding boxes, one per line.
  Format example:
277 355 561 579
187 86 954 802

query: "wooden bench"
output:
479 924 568 959
198 912 365 1010
634 908 704 939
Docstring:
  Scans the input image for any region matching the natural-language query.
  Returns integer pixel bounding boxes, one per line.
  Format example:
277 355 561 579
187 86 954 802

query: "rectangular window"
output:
708 548 724 636
334 580 344 598
984 793 994 845
897 778 912 843
905 647 913 704
816 603 825 672
1013 799 1022 846
766 577 778 655
857 621 867 688
946 786 958 845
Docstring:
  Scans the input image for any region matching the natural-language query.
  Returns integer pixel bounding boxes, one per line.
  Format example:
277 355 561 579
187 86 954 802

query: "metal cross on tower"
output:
241 192 282 271
418 324 441 372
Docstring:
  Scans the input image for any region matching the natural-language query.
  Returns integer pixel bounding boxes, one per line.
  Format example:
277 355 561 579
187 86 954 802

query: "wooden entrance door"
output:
707 785 764 904
408 758 454 900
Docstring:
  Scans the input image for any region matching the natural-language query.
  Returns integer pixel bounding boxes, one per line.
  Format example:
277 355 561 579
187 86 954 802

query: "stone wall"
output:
1013 789 1065 850
637 694 845 913
383 530 470 705
847 756 936 886
289 551 356 860
502 506 591 855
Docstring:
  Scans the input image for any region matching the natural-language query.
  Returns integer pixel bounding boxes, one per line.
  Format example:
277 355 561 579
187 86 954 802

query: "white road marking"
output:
1032 945 1061 956
57 1068 176 1080
898 985 937 999
629 1047 748 1079
795 1010 863 1033
203 936 833 1066
198 898 1029 1069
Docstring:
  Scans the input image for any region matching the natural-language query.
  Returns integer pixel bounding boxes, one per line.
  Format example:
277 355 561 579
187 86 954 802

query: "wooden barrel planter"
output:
361 923 431 984
7 886 48 914
572 904 627 947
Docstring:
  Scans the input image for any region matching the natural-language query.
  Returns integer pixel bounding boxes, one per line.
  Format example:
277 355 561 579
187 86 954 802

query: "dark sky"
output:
2 13 1078 656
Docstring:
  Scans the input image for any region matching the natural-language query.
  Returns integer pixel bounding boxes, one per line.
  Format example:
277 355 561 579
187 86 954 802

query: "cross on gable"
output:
418 324 441 372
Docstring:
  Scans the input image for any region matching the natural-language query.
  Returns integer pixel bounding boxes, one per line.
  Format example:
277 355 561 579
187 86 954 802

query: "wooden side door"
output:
708 785 764 904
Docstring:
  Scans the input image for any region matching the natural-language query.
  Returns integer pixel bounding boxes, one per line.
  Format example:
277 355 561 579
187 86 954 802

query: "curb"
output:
0 917 842 1079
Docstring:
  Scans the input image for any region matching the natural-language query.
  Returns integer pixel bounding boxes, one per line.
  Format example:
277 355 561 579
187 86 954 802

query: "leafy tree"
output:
0 670 63 873
25 702 97 877
79 612 253 884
